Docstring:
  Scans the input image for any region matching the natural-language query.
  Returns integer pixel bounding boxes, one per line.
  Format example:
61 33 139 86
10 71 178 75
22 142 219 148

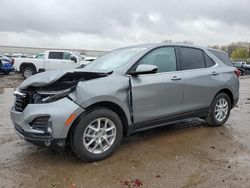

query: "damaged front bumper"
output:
10 97 85 151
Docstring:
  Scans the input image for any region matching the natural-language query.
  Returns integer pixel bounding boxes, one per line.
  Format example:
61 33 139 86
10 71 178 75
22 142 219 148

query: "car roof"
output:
115 43 220 52
206 47 226 54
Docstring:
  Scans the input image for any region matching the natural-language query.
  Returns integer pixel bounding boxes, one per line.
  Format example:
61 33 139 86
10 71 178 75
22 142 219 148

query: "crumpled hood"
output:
19 69 112 89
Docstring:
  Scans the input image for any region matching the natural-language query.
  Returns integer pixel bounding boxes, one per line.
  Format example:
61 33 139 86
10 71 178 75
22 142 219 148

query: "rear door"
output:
179 47 218 114
130 46 184 125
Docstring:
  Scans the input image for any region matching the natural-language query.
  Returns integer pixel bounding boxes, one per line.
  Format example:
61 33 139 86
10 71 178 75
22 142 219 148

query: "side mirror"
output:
130 64 158 76
71 56 77 63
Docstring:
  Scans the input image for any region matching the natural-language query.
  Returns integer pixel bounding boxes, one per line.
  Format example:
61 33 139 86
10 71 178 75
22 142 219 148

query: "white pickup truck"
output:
13 50 90 78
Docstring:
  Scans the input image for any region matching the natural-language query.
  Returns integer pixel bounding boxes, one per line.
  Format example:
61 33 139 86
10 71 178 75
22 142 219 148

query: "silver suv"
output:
10 44 240 161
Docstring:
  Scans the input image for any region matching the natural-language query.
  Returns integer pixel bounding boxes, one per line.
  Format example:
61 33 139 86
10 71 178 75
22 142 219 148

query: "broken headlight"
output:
36 86 76 103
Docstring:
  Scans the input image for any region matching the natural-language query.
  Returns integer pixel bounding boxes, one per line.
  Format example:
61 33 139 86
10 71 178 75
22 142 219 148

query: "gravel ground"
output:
0 73 250 188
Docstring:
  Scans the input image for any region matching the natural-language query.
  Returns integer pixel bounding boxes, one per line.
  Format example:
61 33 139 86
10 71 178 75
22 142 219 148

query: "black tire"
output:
245 69 250 75
70 108 123 161
22 67 36 79
205 93 231 127
3 71 10 75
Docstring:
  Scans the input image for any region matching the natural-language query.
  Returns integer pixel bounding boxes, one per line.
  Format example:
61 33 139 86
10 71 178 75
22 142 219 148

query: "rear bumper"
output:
10 97 85 150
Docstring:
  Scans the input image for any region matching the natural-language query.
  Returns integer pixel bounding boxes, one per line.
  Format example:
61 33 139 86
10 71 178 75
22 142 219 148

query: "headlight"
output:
36 87 76 103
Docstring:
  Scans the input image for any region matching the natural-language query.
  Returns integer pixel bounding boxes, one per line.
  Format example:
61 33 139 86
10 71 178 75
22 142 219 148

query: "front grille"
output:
14 96 26 112
13 91 30 112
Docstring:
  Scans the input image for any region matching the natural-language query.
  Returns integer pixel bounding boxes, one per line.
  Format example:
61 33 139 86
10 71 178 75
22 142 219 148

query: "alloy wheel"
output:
24 69 33 78
83 118 116 154
214 98 229 122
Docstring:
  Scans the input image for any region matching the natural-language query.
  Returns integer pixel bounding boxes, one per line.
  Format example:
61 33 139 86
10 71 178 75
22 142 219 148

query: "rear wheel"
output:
70 108 123 161
205 93 231 126
22 67 36 79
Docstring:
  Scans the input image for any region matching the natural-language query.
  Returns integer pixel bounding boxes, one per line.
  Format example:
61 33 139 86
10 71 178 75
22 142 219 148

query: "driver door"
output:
130 47 184 126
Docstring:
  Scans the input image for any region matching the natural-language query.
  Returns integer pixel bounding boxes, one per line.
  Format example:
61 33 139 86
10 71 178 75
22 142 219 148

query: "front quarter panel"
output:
69 75 132 125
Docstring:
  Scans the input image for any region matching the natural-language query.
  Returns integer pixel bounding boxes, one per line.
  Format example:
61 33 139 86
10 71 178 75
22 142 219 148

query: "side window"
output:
63 52 72 60
208 49 233 67
48 52 63 60
138 47 177 73
180 47 206 70
203 52 215 68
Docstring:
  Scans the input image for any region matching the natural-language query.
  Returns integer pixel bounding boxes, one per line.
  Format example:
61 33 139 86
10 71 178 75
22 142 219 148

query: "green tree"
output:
231 48 249 59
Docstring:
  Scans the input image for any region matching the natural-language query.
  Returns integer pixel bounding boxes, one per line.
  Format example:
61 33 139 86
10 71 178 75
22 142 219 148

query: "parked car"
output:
0 59 14 74
0 54 11 63
13 50 89 79
10 44 239 161
84 56 98 61
233 61 250 75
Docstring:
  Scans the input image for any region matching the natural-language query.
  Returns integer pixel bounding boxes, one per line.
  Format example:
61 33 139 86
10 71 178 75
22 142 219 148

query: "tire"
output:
245 70 250 75
3 71 10 75
70 108 123 161
22 67 36 79
205 93 231 127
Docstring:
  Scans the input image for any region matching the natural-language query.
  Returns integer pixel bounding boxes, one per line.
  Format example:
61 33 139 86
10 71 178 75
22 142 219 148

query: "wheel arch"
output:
214 88 234 107
20 62 37 73
67 101 130 142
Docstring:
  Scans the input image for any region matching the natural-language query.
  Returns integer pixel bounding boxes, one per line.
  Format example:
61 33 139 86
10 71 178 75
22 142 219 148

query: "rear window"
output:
208 50 233 66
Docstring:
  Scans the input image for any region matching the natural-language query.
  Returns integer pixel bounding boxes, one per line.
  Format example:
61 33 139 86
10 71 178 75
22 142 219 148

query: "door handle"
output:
171 76 182 81
211 71 219 76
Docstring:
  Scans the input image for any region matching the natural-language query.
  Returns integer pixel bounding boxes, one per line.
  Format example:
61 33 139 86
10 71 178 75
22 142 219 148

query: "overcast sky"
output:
0 0 250 50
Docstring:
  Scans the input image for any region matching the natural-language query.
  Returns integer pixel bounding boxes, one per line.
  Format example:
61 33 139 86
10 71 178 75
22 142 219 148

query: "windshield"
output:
35 53 45 59
71 52 82 60
83 47 147 71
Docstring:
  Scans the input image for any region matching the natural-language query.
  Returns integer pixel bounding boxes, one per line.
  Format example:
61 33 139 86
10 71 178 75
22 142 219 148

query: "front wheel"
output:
205 93 231 127
71 108 123 161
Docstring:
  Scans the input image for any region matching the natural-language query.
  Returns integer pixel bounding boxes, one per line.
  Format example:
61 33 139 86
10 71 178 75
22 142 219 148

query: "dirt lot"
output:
0 73 250 188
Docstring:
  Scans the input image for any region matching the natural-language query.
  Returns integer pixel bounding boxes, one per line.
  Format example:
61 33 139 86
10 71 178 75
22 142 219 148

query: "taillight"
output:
234 69 241 77
11 59 14 65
